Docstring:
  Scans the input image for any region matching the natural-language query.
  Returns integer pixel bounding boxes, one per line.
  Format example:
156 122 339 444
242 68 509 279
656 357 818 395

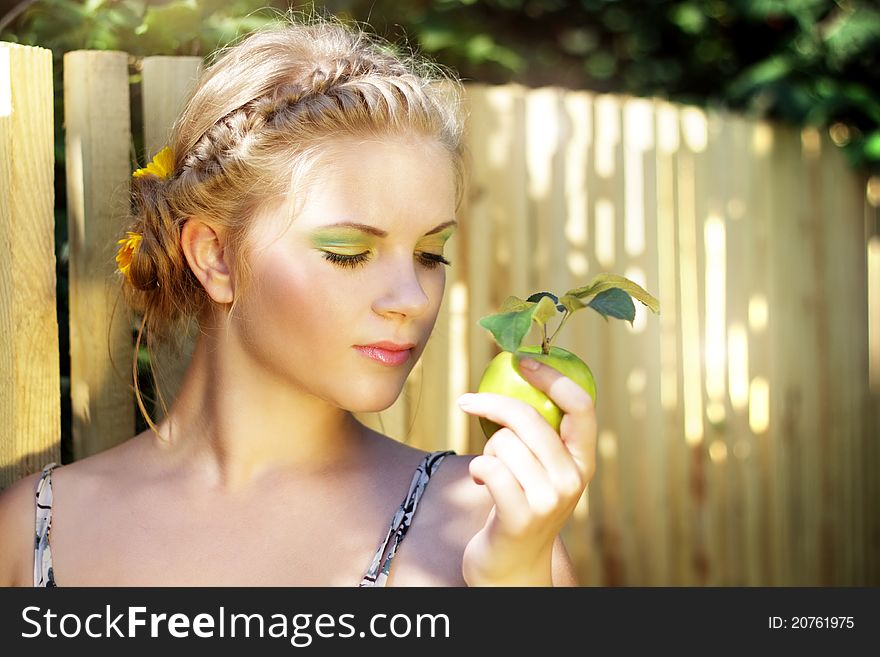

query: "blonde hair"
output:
120 15 465 431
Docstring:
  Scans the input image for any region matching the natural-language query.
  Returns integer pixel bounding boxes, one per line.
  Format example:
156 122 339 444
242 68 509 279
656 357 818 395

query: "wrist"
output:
464 549 554 587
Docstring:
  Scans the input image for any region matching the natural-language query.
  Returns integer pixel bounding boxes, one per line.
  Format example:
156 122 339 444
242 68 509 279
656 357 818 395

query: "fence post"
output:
64 50 134 460
0 43 59 488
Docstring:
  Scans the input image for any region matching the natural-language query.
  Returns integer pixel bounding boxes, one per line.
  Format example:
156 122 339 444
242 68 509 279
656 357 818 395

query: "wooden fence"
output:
1 42 878 586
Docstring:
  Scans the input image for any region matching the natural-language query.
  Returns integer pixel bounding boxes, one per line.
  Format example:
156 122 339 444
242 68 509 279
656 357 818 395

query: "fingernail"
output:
457 394 476 406
520 358 539 371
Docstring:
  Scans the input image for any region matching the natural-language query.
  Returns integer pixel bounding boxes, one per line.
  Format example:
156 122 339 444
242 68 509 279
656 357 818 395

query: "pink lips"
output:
354 345 413 366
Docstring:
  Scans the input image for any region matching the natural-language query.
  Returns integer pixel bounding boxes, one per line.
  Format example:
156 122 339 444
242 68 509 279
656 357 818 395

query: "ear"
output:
181 218 234 304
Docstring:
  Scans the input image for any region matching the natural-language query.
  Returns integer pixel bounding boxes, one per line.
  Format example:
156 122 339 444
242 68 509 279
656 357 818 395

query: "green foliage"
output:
3 1 877 169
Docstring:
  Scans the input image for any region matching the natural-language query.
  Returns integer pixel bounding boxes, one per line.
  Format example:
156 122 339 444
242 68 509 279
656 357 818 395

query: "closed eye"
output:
321 251 451 270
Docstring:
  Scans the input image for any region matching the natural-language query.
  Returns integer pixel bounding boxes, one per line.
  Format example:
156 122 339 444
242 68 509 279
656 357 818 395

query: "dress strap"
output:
359 449 455 587
34 462 60 587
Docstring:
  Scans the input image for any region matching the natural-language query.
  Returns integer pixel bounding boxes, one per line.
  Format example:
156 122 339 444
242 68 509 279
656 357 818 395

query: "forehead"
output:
244 134 458 252
287 135 457 231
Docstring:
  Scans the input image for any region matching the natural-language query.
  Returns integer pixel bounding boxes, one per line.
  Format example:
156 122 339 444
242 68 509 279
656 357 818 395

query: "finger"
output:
485 429 560 515
559 401 598 484
458 390 582 490
468 455 531 535
515 358 597 479
515 356 595 416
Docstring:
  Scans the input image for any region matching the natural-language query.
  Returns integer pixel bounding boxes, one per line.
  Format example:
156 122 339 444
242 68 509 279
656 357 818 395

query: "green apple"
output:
476 344 597 439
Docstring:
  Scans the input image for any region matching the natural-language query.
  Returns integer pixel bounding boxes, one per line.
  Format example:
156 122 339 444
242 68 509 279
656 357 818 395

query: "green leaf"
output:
559 294 587 313
824 7 880 68
526 291 557 303
499 295 532 313
527 291 566 312
588 287 636 325
531 295 558 327
864 131 880 160
478 309 532 353
565 273 661 315
478 295 559 352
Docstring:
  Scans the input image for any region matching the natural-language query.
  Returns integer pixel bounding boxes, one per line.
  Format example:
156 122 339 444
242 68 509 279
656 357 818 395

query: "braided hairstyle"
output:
120 17 465 422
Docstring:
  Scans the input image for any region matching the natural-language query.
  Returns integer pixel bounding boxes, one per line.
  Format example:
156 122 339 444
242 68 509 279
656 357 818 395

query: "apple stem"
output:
547 311 571 348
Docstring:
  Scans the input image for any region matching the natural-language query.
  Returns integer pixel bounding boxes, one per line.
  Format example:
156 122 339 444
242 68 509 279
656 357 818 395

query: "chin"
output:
340 381 408 414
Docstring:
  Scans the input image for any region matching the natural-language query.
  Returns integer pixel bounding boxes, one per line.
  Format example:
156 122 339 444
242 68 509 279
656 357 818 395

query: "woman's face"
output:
231 134 458 413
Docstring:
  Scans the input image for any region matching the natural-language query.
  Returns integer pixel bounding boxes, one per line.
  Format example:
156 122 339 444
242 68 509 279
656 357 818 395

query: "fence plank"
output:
63 51 134 461
578 94 638 586
865 185 880 585
818 135 870 585
655 100 686 587
743 120 775 584
562 90 598 584
625 97 665 586
677 105 711 585
0 43 59 487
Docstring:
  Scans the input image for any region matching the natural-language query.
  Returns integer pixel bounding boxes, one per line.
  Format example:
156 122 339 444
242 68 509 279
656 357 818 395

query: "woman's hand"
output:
456 357 597 586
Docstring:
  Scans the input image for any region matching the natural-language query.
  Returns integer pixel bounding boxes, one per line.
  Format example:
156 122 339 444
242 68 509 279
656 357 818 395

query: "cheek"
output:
235 251 327 351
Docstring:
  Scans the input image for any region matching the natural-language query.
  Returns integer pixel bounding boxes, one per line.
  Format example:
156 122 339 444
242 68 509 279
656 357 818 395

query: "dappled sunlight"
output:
748 377 769 435
657 104 680 412
486 85 518 169
800 126 821 159
751 122 774 156
594 95 619 179
748 294 768 332
677 145 703 446
704 216 726 407
567 252 589 278
656 103 680 153
868 176 880 207
728 322 749 411
681 107 708 153
526 88 560 199
706 400 725 425
708 439 727 464
594 198 616 268
623 99 652 258
564 93 592 282
564 93 591 249
597 428 617 460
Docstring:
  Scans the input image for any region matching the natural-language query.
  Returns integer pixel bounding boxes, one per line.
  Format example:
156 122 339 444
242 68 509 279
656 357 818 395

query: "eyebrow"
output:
318 220 458 238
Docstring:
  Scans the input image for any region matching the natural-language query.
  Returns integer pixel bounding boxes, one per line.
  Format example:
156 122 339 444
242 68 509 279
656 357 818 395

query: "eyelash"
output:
321 251 452 270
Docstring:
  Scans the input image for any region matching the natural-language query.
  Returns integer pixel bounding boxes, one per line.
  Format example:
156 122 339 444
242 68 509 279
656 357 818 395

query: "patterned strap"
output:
34 462 60 587
359 450 456 587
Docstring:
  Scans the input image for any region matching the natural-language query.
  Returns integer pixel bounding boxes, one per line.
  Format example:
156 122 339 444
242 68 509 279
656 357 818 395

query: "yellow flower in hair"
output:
132 146 174 179
116 231 142 280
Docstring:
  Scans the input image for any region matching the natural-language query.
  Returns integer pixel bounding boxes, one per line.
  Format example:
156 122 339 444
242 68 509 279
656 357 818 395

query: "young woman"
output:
0 16 596 587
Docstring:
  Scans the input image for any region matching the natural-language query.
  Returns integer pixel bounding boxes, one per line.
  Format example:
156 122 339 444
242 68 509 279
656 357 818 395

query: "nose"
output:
372 257 433 319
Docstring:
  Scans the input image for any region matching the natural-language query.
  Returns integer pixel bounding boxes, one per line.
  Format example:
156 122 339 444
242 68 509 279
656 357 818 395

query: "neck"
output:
149 327 370 493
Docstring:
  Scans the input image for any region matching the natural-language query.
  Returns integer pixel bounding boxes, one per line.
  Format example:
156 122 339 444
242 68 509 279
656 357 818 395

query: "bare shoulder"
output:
0 469 44 587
